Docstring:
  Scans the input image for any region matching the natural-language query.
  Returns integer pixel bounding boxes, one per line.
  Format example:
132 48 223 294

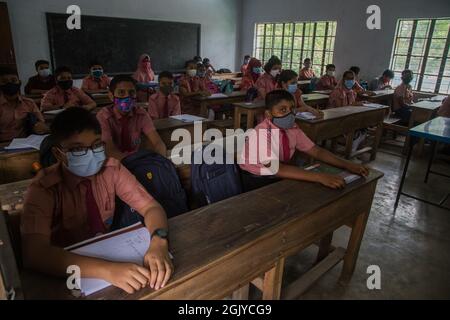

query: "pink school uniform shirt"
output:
393 83 414 111
41 86 95 112
328 82 358 108
148 91 181 120
299 67 316 80
255 73 278 100
81 75 111 91
316 75 338 90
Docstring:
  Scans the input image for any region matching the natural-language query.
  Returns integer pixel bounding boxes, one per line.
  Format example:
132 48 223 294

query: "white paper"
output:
372 90 393 96
296 112 317 120
170 114 206 123
4 134 49 150
210 93 229 98
363 103 384 109
44 109 65 115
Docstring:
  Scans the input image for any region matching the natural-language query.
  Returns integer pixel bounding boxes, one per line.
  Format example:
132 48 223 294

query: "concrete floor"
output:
280 143 450 300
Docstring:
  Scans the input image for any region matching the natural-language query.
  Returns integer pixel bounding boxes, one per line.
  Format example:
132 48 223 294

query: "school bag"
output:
220 80 234 94
112 150 189 229
191 145 243 207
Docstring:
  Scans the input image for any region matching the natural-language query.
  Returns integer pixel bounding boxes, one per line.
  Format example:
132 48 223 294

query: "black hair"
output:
54 66 72 78
266 89 295 110
278 70 298 85
304 58 312 63
244 55 251 59
203 58 210 64
158 71 174 82
109 74 137 93
343 70 355 79
264 55 282 73
326 64 336 70
0 66 18 77
50 108 101 144
193 56 202 61
35 60 50 70
185 60 197 68
349 66 360 75
89 61 103 68
382 69 395 79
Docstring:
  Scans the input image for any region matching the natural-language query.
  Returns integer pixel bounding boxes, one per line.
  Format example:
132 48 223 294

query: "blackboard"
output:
46 13 201 78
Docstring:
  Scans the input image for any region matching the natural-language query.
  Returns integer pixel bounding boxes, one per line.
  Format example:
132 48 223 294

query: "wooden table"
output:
303 93 329 108
211 72 242 81
297 106 389 160
153 118 210 150
0 143 39 185
19 168 383 300
192 91 247 117
360 89 394 105
0 179 31 213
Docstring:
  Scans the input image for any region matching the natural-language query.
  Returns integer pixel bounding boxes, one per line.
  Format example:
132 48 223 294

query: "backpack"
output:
220 80 234 94
191 146 243 207
39 135 58 168
113 151 189 229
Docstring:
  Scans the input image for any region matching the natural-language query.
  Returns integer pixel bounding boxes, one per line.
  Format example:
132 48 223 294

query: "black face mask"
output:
58 80 73 91
0 82 21 96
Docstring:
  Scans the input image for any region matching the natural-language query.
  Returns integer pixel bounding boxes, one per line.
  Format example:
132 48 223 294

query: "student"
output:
0 67 48 142
438 97 450 118
316 64 338 90
392 70 415 125
193 56 203 64
148 71 181 120
81 61 111 94
299 58 316 80
328 70 363 108
179 60 210 115
202 58 216 76
239 90 368 191
197 63 219 93
96 75 167 160
278 70 323 118
255 55 282 100
133 54 155 83
21 107 172 294
240 58 263 91
369 69 394 91
24 60 56 95
241 55 251 75
41 66 96 112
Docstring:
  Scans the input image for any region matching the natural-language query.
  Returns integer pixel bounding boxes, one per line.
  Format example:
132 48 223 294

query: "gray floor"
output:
281 143 450 300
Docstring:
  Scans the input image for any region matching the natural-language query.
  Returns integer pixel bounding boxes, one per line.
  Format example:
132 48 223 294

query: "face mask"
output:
159 85 173 96
244 59 250 65
0 82 21 96
270 69 281 78
92 69 103 78
252 67 263 74
58 80 73 91
142 60 151 68
287 84 297 94
272 112 296 130
66 149 106 178
114 96 136 113
344 80 355 90
38 69 51 77
327 71 335 77
197 71 206 78
187 69 197 77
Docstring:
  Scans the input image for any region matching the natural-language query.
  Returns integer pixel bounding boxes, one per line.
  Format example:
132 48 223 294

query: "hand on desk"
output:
345 162 370 177
317 173 346 189
105 262 152 294
144 237 173 291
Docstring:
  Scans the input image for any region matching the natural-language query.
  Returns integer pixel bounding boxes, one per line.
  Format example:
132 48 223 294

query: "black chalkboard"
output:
46 13 201 78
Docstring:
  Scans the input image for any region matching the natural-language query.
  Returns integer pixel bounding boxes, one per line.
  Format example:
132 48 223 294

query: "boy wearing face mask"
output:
81 61 111 94
255 55 282 100
148 71 181 120
24 60 56 95
316 64 338 91
96 75 167 160
0 67 48 142
179 60 210 115
241 55 251 75
41 66 96 112
239 90 368 191
240 58 264 91
328 70 364 108
278 70 323 119
21 107 173 294
299 58 316 80
393 69 415 125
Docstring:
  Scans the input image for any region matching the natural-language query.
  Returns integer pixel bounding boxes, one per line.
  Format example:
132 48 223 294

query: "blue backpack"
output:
112 151 189 229
191 146 243 207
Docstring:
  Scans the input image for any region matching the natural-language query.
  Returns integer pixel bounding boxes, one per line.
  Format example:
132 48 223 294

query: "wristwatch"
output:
151 228 169 241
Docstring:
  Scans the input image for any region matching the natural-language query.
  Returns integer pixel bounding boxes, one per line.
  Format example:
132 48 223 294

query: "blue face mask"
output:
253 67 263 74
66 149 106 177
92 69 103 78
272 112 296 129
344 80 355 90
287 84 298 94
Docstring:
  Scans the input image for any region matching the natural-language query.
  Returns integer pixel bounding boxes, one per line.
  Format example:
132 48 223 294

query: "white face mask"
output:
187 69 197 77
270 69 281 78
327 71 335 77
38 68 51 77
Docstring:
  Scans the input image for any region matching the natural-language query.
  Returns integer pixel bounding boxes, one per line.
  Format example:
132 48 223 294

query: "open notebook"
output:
305 163 362 185
4 134 49 150
170 114 206 123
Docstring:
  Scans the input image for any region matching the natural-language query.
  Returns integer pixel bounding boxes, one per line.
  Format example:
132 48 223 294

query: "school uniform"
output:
41 86 95 112
21 158 154 247
328 84 358 108
393 83 414 124
179 75 207 115
148 91 181 120
316 75 337 90
0 94 45 142
81 75 111 91
353 81 365 94
24 75 56 95
299 67 316 80
438 97 450 118
255 73 278 100
241 64 249 75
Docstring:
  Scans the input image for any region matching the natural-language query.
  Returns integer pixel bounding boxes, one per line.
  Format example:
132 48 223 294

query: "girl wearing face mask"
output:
240 58 264 91
316 64 338 91
179 60 211 115
328 70 364 108
241 55 251 75
392 69 415 125
255 55 283 101
278 70 323 119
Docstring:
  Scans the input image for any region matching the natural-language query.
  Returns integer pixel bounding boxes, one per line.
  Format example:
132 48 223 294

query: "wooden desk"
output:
298 80 311 85
297 106 389 160
211 72 242 81
303 93 329 108
90 93 112 107
360 89 394 105
0 179 31 213
0 143 39 185
192 91 247 117
20 168 383 300
153 118 210 150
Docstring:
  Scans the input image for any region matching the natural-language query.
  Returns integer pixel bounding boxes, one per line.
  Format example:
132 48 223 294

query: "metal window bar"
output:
434 25 450 93
405 20 418 69
290 23 296 69
417 19 436 91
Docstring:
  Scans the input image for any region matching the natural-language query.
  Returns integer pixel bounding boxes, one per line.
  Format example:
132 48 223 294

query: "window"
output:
253 21 337 75
389 18 450 94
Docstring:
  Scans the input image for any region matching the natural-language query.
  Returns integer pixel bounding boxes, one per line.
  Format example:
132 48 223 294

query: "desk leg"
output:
316 232 334 264
345 131 355 159
234 107 242 129
403 109 416 155
425 141 437 184
394 142 414 211
339 211 369 284
262 257 285 300
246 110 255 130
371 124 384 161
200 102 208 118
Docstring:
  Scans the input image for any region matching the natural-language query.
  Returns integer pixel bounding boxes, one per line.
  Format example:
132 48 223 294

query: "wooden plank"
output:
0 143 39 184
231 284 249 300
263 257 285 300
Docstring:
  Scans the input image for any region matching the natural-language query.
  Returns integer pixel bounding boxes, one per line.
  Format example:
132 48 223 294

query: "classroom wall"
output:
240 0 450 81
5 0 241 81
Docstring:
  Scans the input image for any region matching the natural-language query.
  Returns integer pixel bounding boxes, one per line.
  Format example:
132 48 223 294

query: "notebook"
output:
44 109 65 115
296 112 317 120
363 103 384 109
4 134 49 151
305 163 362 185
170 114 206 123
